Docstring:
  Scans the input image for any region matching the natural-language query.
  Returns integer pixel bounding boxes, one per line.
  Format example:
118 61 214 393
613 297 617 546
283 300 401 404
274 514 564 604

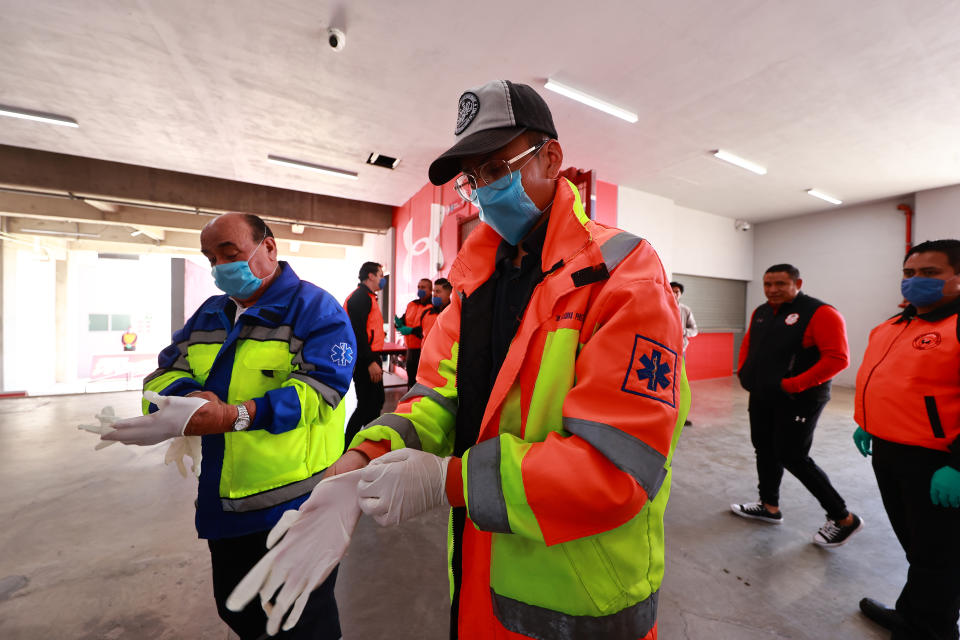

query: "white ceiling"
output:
3 0 960 222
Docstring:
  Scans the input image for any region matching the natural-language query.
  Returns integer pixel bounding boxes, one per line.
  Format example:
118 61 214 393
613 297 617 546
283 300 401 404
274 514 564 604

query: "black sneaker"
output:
813 513 864 547
859 598 906 632
730 502 783 524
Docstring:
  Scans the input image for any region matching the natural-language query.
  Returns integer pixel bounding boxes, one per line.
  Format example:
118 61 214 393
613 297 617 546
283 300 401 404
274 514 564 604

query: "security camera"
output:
327 28 345 51
734 219 751 232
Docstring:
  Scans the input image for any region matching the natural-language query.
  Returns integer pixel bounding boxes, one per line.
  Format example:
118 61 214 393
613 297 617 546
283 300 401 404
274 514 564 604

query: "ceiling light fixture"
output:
0 104 79 128
712 150 767 175
543 79 638 123
267 155 358 180
806 189 842 205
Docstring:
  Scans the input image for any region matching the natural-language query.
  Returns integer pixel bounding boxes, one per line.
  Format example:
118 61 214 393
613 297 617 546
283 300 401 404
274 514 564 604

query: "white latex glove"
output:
100 390 208 446
357 448 450 526
77 406 120 450
226 470 362 636
164 436 203 478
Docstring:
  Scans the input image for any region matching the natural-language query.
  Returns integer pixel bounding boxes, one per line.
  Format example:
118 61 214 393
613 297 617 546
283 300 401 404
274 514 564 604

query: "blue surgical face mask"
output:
901 276 945 307
212 237 267 299
378 277 387 290
432 295 443 306
476 169 544 246
417 289 428 300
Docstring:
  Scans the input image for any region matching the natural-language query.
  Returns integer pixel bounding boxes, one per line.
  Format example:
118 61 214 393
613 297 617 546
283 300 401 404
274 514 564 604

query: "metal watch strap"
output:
233 403 251 431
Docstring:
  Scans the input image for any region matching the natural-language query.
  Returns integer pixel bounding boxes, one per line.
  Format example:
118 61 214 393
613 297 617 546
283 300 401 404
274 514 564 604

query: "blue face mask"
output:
378 277 388 290
212 238 267 299
476 169 544 246
432 295 443 306
417 289 428 300
901 276 945 307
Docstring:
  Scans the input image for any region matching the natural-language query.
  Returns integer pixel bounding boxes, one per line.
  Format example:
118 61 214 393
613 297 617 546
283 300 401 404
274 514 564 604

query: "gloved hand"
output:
853 427 873 457
77 406 121 450
164 436 203 478
226 470 362 635
398 325 414 336
358 448 449 526
100 391 208 446
930 466 960 508
394 315 406 329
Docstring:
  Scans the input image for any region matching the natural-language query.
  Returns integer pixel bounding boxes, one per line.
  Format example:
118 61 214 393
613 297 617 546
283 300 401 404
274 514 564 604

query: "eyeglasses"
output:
454 139 548 203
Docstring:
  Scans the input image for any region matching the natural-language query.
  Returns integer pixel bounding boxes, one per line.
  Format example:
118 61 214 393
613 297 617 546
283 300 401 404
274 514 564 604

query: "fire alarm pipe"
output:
897 203 913 255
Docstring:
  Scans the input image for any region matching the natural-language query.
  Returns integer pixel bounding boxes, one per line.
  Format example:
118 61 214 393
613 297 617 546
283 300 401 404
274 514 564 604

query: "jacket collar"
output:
449 179 591 294
203 261 299 326
894 296 960 323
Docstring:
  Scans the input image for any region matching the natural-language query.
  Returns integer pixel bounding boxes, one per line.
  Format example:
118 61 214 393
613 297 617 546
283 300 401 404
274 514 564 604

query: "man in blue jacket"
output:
103 213 356 640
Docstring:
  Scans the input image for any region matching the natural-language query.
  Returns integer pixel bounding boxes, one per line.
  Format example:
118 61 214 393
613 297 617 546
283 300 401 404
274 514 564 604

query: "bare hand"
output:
323 450 370 479
184 394 237 435
368 361 383 383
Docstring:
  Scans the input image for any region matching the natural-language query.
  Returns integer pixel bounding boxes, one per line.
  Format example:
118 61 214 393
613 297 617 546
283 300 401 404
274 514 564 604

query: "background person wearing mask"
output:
420 277 452 342
854 239 960 639
344 262 387 449
96 213 355 640
395 278 433 389
671 281 698 426
733 264 864 548
231 80 689 640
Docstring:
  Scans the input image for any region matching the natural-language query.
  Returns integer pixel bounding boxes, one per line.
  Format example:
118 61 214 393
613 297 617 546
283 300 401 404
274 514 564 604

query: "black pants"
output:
208 530 341 640
405 348 421 390
748 391 848 520
873 438 960 640
345 362 385 450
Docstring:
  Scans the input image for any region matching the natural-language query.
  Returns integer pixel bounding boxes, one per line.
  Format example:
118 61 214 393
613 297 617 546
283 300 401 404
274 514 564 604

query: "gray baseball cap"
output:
428 80 558 186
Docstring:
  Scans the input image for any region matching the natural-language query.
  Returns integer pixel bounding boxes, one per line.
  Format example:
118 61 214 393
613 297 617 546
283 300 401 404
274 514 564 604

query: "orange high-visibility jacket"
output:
344 285 385 365
855 302 960 453
353 180 689 640
403 298 431 350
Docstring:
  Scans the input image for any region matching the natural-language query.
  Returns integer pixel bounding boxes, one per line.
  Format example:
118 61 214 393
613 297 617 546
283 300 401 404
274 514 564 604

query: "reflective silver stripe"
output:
238 324 294 342
183 329 229 345
599 232 642 273
563 417 668 499
288 372 341 408
220 470 324 512
467 438 511 533
492 589 658 640
366 413 422 450
289 337 312 371
401 383 458 417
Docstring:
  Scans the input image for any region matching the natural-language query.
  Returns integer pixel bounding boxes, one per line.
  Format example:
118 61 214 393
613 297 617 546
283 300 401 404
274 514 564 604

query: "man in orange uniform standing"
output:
420 277 452 342
343 262 386 449
733 264 864 547
231 80 689 640
396 278 433 389
854 239 960 640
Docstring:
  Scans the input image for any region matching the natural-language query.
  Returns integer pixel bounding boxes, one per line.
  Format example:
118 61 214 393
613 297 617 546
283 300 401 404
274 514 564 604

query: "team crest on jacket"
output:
785 313 799 325
622 334 677 407
913 332 941 350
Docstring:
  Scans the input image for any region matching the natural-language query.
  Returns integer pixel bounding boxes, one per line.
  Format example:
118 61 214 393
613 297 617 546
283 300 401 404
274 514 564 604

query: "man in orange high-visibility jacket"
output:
326 80 689 639
420 277 452 343
396 278 433 389
854 239 960 640
343 261 386 449
232 81 688 640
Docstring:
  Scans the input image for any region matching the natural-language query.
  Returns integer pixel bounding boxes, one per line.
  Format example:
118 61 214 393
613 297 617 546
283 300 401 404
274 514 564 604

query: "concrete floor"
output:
0 377 905 639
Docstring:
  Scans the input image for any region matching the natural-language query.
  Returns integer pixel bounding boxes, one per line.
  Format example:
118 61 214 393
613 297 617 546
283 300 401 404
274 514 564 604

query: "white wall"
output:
750 197 910 387
616 185 754 281
915 184 960 242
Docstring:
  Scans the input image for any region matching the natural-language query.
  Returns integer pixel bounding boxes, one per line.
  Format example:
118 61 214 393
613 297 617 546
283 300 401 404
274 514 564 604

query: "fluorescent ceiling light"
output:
712 150 767 175
19 228 100 238
290 223 305 235
0 105 78 128
806 189 842 205
544 79 638 123
268 155 358 180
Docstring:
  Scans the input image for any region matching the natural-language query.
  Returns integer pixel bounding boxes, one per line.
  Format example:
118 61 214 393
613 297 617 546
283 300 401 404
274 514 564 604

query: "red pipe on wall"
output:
897 203 913 255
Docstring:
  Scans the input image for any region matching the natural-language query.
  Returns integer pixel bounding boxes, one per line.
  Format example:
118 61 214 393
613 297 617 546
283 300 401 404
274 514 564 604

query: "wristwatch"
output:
233 403 252 431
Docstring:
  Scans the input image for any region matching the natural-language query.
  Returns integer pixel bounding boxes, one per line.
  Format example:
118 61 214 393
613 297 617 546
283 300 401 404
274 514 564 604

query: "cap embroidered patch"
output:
785 313 799 325
455 92 480 135
331 342 354 367
622 334 677 407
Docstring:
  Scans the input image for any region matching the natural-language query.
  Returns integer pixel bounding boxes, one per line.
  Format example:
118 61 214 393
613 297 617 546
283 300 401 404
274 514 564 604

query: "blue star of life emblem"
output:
636 349 672 391
330 342 354 367
621 334 677 407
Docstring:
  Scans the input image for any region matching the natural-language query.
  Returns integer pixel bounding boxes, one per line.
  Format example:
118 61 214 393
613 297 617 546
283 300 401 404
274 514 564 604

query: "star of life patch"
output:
621 334 677 407
331 342 354 367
